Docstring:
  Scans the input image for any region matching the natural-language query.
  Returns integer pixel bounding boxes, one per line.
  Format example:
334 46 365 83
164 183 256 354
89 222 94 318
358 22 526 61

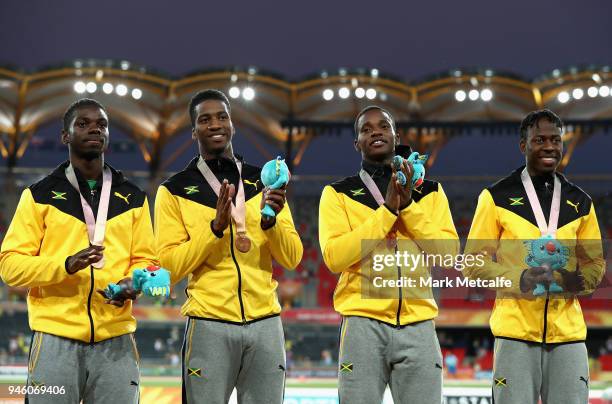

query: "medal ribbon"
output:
65 163 112 268
520 167 561 237
359 169 386 206
197 156 247 236
359 169 397 245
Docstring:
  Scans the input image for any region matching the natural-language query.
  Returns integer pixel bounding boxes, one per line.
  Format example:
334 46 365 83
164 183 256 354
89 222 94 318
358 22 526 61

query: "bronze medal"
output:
235 233 251 253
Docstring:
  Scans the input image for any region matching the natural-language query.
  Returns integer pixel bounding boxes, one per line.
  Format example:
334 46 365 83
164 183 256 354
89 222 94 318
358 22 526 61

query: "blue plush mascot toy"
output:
260 156 290 219
524 235 569 296
392 152 428 187
104 265 171 299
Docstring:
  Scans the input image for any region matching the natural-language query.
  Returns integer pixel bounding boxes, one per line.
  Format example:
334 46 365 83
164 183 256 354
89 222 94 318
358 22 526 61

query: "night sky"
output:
1 0 611 79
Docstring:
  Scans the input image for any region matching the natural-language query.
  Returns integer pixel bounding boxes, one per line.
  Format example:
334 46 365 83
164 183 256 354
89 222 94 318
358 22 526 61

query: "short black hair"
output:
62 98 107 131
354 105 396 137
519 109 563 141
188 89 231 127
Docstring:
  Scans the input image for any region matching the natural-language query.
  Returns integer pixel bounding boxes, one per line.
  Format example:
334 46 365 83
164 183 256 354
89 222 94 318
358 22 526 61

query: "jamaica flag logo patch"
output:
340 362 353 373
188 368 202 377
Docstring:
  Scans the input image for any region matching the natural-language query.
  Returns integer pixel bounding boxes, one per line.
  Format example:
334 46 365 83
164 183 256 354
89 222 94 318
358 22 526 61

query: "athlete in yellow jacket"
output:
0 98 157 403
464 109 605 404
319 106 458 404
155 90 302 404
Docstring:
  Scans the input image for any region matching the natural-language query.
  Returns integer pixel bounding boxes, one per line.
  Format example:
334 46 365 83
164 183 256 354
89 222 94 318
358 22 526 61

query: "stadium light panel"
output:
557 91 570 103
338 87 350 99
229 86 241 99
599 86 610 97
455 90 466 102
116 84 128 96
242 87 255 101
131 88 142 100
587 86 598 98
480 89 493 102
86 82 97 93
468 89 479 101
322 89 334 101
365 88 377 100
74 81 86 94
572 88 583 100
355 87 365 98
102 83 114 94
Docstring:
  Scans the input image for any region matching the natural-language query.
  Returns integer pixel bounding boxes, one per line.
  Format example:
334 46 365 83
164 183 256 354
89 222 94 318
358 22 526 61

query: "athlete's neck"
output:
70 155 103 180
363 154 393 167
526 164 555 178
200 144 234 161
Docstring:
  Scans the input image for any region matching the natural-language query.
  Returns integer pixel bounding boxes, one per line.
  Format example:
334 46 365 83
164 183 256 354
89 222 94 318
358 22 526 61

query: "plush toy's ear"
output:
407 152 419 163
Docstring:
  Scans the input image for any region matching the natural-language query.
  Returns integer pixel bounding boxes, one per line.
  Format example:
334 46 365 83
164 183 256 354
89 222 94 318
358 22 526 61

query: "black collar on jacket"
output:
49 160 128 186
360 145 413 194
48 160 128 215
512 166 566 219
186 154 245 192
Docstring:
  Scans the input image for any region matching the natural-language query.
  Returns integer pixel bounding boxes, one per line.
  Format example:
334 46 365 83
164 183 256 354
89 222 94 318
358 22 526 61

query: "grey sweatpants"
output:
492 338 589 404
337 316 443 404
182 316 286 404
25 331 140 404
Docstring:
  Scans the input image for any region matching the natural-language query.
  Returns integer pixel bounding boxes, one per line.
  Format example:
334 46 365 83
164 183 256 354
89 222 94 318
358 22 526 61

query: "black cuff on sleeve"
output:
261 217 277 231
65 256 74 275
383 204 399 216
210 220 224 238
519 269 529 293
399 199 413 212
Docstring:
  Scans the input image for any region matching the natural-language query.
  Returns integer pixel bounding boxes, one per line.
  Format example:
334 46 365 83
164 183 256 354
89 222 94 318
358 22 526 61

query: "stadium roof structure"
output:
1 60 611 175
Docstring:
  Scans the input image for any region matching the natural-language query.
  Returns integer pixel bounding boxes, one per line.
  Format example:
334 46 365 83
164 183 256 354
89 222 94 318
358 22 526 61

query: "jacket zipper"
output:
90 187 100 214
542 293 550 344
395 243 402 327
87 186 98 343
87 265 95 343
229 222 247 323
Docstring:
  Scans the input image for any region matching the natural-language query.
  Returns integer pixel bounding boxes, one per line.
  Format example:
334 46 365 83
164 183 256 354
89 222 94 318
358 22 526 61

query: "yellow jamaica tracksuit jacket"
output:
0 162 158 343
154 156 303 323
464 167 605 343
318 165 459 326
